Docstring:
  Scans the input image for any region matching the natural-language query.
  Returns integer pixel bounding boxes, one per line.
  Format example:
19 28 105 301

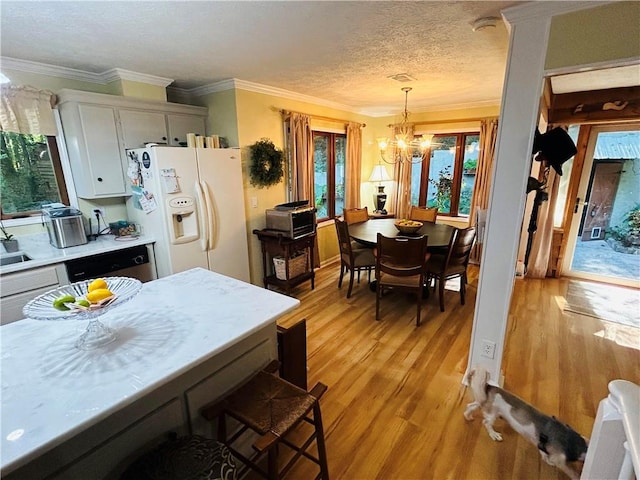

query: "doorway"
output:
562 124 640 287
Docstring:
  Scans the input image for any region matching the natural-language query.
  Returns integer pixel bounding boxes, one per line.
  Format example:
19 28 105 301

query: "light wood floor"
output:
271 261 639 480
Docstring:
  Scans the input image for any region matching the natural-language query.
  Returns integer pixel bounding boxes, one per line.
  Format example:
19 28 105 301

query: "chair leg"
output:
357 270 361 284
376 282 381 320
416 288 422 327
267 447 278 480
338 263 345 288
438 277 445 312
313 401 330 480
460 273 467 305
347 269 355 298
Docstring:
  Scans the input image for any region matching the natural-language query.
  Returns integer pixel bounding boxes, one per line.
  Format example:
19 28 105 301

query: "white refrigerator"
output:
125 146 250 283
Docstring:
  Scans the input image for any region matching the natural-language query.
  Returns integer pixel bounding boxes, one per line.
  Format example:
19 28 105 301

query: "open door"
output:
562 123 640 287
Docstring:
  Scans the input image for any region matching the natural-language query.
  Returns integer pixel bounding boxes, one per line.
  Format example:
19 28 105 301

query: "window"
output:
313 131 346 222
411 132 479 217
0 132 69 219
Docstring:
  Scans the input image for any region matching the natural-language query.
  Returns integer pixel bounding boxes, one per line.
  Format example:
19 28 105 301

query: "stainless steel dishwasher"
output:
65 245 157 283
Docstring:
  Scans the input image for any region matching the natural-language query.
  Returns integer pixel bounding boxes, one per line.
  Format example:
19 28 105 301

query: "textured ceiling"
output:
0 1 520 115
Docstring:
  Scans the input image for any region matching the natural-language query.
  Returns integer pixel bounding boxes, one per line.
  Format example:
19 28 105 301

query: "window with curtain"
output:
0 84 68 219
410 132 479 216
313 131 346 222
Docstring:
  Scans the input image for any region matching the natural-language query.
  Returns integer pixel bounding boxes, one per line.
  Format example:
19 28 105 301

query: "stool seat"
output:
223 370 316 437
202 364 329 479
120 435 238 480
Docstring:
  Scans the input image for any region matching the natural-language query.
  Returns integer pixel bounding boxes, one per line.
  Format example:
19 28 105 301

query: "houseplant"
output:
249 138 285 188
0 219 19 253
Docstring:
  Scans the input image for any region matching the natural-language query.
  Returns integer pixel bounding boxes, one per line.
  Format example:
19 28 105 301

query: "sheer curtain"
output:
526 168 559 278
345 122 363 209
392 124 414 220
469 118 498 264
0 84 57 135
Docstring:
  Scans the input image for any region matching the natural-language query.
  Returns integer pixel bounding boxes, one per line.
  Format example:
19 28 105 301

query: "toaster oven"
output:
265 202 316 239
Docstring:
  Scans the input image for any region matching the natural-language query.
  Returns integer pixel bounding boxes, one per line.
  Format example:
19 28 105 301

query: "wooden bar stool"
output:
201 362 329 480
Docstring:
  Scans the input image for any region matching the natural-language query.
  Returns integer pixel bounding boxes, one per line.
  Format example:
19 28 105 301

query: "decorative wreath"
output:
249 138 285 188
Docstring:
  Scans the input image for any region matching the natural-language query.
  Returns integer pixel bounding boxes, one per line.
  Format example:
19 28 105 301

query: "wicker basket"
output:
273 251 308 280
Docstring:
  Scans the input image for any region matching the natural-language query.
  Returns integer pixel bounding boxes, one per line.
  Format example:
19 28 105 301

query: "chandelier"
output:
377 87 433 165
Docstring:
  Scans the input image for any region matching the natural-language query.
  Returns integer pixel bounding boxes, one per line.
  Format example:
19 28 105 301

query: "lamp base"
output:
373 185 387 214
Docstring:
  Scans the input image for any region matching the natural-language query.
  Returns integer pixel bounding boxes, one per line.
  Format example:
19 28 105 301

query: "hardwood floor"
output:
271 261 639 479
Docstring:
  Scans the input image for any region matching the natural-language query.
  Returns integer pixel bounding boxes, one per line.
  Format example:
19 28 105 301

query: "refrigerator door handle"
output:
194 180 208 251
201 180 216 250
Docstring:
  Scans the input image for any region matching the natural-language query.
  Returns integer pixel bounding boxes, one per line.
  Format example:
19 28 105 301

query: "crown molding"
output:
1 56 105 83
188 78 358 113
101 68 173 87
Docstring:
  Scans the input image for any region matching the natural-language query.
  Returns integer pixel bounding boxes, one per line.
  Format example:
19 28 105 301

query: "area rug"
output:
564 280 640 329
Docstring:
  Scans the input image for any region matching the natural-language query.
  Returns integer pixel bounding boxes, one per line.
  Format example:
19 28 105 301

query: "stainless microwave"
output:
265 205 316 239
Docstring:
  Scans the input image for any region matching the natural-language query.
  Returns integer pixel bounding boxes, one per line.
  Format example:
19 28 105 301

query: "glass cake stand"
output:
23 277 142 350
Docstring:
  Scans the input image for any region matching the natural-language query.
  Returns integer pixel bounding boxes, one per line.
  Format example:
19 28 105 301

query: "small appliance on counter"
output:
265 200 316 239
43 207 88 248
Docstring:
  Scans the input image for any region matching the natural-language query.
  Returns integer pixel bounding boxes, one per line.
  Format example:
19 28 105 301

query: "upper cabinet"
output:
56 89 207 199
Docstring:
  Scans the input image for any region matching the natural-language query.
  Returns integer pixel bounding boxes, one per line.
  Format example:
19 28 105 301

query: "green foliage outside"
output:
607 204 640 246
0 131 61 215
463 159 477 171
428 166 453 213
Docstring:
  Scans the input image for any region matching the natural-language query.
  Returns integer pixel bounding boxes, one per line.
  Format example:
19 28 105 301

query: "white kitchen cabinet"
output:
0 263 69 325
57 102 127 198
56 89 207 200
167 114 206 146
119 109 169 148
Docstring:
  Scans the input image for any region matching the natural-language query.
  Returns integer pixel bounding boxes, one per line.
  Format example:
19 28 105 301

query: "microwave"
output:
265 204 316 239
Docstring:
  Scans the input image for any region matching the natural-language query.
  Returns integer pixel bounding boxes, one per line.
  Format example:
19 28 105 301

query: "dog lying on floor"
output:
463 366 588 480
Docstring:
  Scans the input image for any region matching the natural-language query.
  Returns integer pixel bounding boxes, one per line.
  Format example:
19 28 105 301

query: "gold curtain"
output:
392 123 414 219
285 112 319 266
345 122 363 209
469 118 499 264
287 112 314 203
0 84 57 135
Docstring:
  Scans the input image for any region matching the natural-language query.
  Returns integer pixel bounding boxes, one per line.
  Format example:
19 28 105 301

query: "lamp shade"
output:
368 164 391 183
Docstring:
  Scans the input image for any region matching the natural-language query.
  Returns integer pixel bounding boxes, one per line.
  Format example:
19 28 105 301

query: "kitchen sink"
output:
0 253 32 266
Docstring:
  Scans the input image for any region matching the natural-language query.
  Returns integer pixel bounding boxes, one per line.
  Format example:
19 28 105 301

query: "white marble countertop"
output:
0 267 300 474
0 233 156 275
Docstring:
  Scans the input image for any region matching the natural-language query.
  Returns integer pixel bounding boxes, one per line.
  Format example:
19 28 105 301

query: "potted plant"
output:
0 219 19 253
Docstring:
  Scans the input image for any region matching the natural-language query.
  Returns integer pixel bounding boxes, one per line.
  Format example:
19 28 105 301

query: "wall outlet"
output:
93 207 106 218
481 340 496 359
250 197 258 209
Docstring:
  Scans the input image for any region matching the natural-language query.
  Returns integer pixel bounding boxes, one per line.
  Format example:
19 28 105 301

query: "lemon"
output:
86 288 114 304
53 294 76 311
88 278 108 293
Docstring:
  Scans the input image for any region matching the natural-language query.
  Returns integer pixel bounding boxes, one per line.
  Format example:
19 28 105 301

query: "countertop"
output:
0 267 300 473
0 233 156 275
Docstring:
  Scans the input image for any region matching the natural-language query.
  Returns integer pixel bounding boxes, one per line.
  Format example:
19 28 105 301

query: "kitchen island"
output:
1 267 300 480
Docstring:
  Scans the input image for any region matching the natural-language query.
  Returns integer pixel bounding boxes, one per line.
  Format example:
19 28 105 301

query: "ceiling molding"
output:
188 78 359 113
501 1 610 24
1 56 105 83
544 57 640 78
101 68 173 87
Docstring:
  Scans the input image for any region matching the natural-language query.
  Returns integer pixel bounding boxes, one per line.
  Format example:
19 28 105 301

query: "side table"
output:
253 229 316 295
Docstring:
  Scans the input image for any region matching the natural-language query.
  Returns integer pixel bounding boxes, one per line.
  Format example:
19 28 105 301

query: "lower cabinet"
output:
0 264 68 325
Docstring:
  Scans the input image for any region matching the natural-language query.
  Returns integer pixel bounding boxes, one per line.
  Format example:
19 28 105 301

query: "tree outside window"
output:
411 132 479 217
313 132 345 222
0 132 69 218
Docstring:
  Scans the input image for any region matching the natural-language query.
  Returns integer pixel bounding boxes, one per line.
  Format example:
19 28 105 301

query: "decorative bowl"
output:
394 220 423 235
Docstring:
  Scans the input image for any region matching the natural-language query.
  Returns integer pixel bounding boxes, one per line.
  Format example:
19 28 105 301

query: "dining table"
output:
348 218 455 249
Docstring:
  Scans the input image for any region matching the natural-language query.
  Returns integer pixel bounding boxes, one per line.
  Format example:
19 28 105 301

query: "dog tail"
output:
466 366 491 405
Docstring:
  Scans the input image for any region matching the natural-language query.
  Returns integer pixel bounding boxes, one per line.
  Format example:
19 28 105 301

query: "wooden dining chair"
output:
343 207 369 225
426 227 476 312
375 233 430 327
409 205 438 223
335 217 376 298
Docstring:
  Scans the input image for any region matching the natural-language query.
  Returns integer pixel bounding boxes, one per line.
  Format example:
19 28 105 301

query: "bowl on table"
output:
394 220 423 235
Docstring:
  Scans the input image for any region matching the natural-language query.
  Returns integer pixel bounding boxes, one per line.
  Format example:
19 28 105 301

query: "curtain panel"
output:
392 123 414 220
0 85 57 136
345 122 362 209
469 118 498 264
286 113 314 204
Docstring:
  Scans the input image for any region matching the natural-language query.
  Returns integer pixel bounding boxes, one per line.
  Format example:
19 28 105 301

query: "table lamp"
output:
368 164 392 214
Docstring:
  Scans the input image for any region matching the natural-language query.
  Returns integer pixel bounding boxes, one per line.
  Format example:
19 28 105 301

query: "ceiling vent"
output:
388 73 416 83
472 16 500 32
